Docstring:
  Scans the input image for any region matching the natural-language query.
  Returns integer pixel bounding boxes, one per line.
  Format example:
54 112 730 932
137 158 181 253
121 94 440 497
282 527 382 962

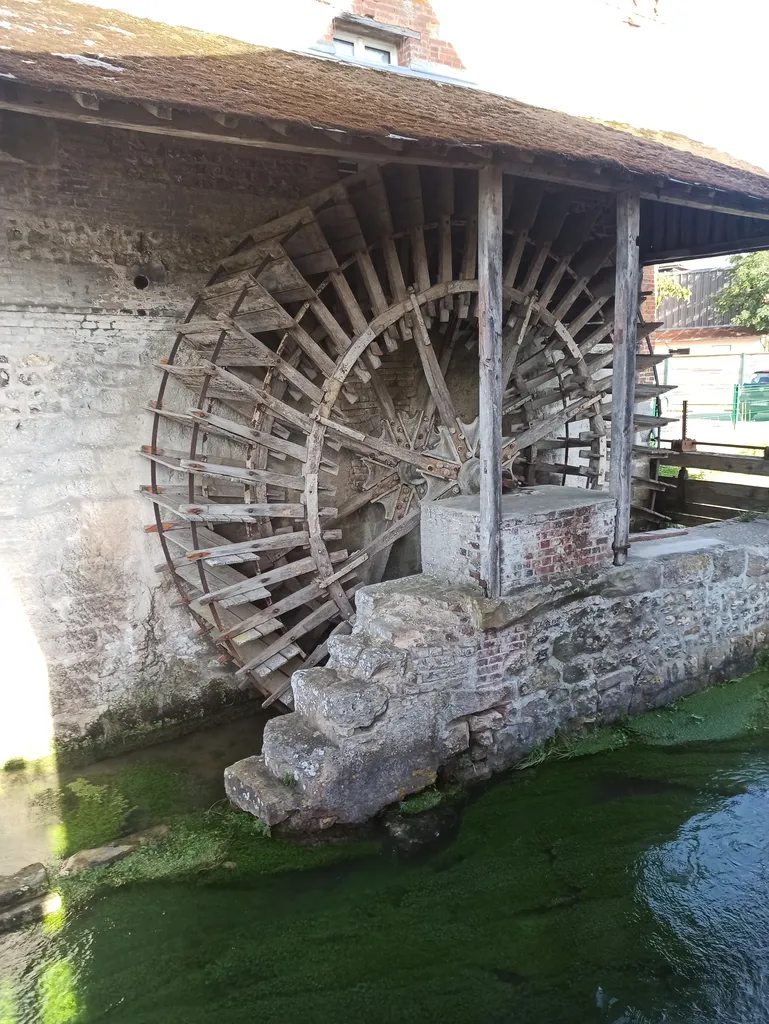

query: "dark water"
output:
4 697 769 1022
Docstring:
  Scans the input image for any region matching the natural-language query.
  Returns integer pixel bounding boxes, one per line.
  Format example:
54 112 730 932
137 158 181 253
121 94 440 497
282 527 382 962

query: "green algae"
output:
626 671 769 747
517 726 630 769
9 670 769 1022
397 784 464 816
55 806 378 912
399 787 444 815
50 779 134 859
44 746 713 1024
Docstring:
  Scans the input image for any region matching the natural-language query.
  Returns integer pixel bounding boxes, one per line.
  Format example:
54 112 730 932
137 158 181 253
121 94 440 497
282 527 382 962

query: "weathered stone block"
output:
228 519 769 831
597 678 635 721
224 755 303 827
292 667 389 735
596 667 635 693
441 682 516 721
562 660 590 684
747 552 769 577
518 659 562 697
60 844 135 876
712 547 747 581
0 894 61 935
467 709 504 733
262 716 334 803
599 562 662 597
661 552 713 588
327 633 411 684
0 863 48 910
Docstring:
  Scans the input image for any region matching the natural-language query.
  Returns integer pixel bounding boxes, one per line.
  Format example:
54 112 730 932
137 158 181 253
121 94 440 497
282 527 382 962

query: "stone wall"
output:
226 519 769 830
0 112 337 759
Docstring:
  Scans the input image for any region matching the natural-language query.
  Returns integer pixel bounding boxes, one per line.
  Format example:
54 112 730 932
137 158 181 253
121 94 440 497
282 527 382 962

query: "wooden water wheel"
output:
145 165 671 707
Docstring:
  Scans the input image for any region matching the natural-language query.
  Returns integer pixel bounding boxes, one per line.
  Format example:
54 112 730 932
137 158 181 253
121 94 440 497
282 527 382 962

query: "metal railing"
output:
734 384 769 423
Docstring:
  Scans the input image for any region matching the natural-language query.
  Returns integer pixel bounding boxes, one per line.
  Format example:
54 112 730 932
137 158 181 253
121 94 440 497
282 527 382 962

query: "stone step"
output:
262 714 338 805
292 665 389 736
224 755 302 827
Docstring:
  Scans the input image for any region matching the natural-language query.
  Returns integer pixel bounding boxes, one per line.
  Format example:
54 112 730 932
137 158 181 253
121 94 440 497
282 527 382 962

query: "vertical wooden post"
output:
610 192 641 566
478 165 504 597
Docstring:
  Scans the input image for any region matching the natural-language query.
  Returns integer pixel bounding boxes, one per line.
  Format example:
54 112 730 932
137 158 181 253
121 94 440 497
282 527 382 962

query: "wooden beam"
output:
72 91 99 111
477 164 504 598
664 449 769 476
2 81 769 223
610 192 641 566
642 233 769 266
0 83 486 169
141 101 172 120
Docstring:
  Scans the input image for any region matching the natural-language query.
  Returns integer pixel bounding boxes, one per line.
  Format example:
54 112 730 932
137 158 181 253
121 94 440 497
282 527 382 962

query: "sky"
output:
69 0 768 175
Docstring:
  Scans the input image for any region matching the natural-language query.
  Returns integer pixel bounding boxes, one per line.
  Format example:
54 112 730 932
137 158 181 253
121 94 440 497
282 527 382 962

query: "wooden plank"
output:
220 570 356 645
179 502 307 522
357 251 399 352
202 549 349 608
218 315 323 403
159 529 342 568
365 167 411 340
200 362 314 434
309 296 375 382
178 460 319 492
664 450 769 476
477 164 504 599
458 215 478 319
609 192 641 566
504 393 603 462
675 478 769 511
319 416 457 478
141 488 308 522
254 584 362 693
667 509 737 524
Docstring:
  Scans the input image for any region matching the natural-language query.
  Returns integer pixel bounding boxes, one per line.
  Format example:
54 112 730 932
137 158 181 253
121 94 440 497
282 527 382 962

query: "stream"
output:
3 678 769 1023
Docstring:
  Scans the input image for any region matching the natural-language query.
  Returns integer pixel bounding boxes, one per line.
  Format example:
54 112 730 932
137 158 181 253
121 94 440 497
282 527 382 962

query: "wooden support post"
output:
478 165 504 597
610 192 641 566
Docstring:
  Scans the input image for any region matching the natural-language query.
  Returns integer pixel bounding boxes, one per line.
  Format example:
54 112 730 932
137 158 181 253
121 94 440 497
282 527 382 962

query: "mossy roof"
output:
2 0 769 202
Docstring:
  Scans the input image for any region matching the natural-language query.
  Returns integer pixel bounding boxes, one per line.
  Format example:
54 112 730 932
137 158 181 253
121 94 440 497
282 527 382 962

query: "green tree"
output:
655 272 691 309
714 251 769 332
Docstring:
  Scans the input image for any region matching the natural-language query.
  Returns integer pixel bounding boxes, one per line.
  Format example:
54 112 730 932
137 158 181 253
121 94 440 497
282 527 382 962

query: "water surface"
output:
3 680 769 1023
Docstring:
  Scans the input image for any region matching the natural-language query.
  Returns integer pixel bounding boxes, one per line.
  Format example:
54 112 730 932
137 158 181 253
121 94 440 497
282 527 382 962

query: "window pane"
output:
333 37 355 57
363 45 391 64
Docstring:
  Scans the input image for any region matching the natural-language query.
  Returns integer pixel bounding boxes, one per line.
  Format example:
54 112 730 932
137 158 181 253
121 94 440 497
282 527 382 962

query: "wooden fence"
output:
657 449 769 524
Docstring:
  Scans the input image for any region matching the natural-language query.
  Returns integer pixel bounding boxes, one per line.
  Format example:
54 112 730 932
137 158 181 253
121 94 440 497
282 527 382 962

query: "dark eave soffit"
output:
2 79 769 264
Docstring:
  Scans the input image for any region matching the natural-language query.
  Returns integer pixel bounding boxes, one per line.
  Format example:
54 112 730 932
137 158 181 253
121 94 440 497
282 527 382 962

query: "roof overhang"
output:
4 76 769 231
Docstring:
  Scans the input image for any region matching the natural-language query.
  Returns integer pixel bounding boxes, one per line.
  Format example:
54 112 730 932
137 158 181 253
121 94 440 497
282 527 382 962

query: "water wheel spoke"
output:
325 476 400 529
408 293 461 437
319 417 457 479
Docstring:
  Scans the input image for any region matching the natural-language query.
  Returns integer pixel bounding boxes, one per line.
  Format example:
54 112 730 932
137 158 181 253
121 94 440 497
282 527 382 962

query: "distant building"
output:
309 1 466 79
653 265 767 356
